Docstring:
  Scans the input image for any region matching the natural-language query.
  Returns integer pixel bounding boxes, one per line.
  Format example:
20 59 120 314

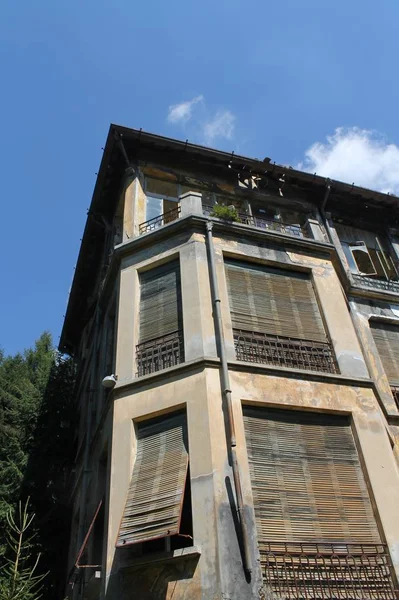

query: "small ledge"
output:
228 359 374 388
114 357 220 393
113 356 376 396
119 545 201 570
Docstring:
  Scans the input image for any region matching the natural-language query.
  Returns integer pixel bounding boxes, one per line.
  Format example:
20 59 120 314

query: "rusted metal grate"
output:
352 274 399 294
260 541 398 599
391 387 399 410
234 329 338 373
202 205 309 238
136 330 184 377
139 206 181 234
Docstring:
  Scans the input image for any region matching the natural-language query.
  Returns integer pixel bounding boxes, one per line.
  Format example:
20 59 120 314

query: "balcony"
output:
137 200 325 243
202 204 311 239
352 273 399 295
136 330 184 377
260 541 398 599
139 205 181 235
233 329 338 374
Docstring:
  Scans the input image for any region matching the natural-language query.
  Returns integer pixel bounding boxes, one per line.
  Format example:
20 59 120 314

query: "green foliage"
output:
0 334 76 599
0 499 47 600
0 334 53 555
210 203 241 222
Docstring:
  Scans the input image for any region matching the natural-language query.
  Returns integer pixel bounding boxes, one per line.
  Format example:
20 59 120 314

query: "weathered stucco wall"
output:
100 220 399 599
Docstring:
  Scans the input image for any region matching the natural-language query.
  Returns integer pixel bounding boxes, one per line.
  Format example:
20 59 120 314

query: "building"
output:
60 125 399 600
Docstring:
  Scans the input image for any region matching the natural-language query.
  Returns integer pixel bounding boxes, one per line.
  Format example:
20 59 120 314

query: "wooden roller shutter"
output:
243 407 380 543
225 260 327 343
139 260 182 343
116 412 188 547
370 321 399 386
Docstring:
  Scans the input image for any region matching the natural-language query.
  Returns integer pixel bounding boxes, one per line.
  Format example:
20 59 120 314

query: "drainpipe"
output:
320 180 334 244
205 221 252 576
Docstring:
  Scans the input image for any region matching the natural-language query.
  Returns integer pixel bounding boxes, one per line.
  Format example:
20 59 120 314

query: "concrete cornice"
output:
112 356 399 421
113 214 335 260
113 355 376 394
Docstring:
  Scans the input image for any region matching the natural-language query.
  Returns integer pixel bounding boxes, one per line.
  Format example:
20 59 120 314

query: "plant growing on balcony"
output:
210 204 241 223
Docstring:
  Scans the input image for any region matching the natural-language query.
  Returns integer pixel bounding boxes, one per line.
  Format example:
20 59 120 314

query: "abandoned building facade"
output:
60 125 399 600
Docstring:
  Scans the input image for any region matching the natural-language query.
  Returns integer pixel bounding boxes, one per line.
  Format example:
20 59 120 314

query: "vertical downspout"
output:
320 180 334 244
205 221 252 576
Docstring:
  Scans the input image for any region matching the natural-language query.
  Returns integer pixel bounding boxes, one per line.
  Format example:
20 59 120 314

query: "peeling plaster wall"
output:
99 226 399 599
349 297 399 418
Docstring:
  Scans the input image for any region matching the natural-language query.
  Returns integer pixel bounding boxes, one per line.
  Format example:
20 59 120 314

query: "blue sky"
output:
1 0 399 356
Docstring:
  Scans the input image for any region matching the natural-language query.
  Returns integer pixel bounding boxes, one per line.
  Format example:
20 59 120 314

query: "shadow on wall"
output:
119 556 200 600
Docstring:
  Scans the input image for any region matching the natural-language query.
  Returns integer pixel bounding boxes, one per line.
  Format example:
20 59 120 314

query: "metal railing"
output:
233 329 339 374
202 205 309 238
139 206 181 235
391 387 399 410
260 541 398 599
136 330 184 377
352 274 399 295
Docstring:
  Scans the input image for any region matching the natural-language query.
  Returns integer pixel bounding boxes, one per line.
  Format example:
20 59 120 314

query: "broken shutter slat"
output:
116 413 188 547
243 407 380 544
224 260 327 343
371 321 399 386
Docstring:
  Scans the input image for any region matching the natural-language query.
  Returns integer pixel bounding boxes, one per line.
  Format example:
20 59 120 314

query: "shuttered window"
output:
117 412 189 547
225 260 337 373
139 261 182 342
371 321 399 386
137 261 184 375
225 261 327 342
243 407 380 544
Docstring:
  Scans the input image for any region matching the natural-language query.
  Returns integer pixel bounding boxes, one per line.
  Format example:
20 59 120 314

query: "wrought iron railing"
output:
202 205 309 239
352 274 399 295
260 541 398 599
139 206 181 235
233 329 339 374
136 330 184 377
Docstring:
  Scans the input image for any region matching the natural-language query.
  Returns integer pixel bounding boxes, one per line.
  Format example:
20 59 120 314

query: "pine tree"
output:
0 499 47 600
0 334 76 599
0 334 53 556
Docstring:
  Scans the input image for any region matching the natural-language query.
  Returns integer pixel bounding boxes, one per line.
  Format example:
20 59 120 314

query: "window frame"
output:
116 410 193 551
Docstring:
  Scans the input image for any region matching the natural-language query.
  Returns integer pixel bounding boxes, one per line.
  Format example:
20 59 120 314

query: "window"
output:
370 320 399 387
244 407 379 543
335 224 398 281
224 260 337 373
243 407 395 599
349 241 377 275
145 178 179 225
116 412 192 550
136 260 184 376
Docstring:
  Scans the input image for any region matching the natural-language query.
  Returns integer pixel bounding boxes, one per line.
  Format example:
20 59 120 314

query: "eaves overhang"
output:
59 124 399 355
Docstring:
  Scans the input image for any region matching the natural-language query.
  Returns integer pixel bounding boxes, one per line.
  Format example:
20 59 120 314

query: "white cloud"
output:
167 95 204 125
297 127 399 195
167 96 236 147
203 110 236 145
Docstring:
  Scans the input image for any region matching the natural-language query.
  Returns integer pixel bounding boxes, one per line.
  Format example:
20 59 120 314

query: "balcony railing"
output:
260 541 398 600
202 205 310 238
233 329 339 374
136 330 184 377
391 387 399 410
352 273 399 295
139 206 181 235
